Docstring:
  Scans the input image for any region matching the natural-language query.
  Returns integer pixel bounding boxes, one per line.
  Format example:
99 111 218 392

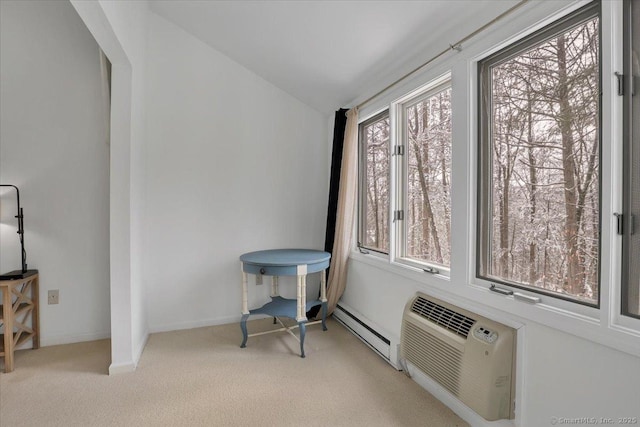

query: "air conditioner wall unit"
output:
401 292 516 421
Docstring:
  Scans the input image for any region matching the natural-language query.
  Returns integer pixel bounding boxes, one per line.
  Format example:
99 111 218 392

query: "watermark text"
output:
550 417 638 425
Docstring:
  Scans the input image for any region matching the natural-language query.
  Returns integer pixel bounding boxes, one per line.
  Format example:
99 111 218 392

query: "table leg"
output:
241 265 249 316
295 275 305 322
240 314 250 348
297 272 308 357
240 263 250 348
2 284 14 372
320 269 328 331
321 302 328 331
32 276 39 349
298 321 306 358
270 276 278 324
320 269 327 302
301 274 306 317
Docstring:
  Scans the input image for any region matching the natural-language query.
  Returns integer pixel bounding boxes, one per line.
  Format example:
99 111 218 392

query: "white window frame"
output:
392 75 452 276
468 0 640 342
617 0 640 329
357 109 391 257
475 1 602 316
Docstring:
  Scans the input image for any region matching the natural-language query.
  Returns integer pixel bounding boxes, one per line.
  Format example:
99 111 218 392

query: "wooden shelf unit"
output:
0 273 39 373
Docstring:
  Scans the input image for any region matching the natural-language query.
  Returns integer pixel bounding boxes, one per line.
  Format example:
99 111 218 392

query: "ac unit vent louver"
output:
410 296 476 339
401 292 516 422
403 320 462 395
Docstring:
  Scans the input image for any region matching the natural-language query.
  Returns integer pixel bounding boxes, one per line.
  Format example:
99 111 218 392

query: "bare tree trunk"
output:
557 34 584 295
365 176 378 247
439 93 451 249
412 105 443 264
370 144 381 246
411 194 418 253
544 200 550 288
495 111 512 278
527 93 538 286
413 142 443 264
500 164 511 277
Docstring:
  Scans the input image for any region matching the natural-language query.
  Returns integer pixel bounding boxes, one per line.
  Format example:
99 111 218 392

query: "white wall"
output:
71 0 150 372
97 0 149 372
521 322 639 424
143 13 329 332
343 260 640 425
0 0 110 345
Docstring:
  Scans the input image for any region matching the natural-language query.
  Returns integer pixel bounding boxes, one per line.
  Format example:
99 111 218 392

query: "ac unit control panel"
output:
473 326 498 344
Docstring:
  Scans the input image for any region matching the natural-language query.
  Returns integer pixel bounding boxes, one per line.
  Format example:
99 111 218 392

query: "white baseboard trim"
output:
133 329 150 367
406 362 515 427
149 314 242 334
39 331 111 347
109 361 136 375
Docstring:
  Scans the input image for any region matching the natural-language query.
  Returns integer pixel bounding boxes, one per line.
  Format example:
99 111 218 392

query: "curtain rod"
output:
356 0 530 109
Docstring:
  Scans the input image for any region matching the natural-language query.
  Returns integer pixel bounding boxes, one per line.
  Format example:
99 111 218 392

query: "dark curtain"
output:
324 108 349 254
307 108 348 319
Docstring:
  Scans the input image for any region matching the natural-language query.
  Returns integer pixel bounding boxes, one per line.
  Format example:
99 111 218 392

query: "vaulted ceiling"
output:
150 0 521 114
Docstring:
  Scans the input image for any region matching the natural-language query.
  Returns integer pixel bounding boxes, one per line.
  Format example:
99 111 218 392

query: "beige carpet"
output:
0 318 468 427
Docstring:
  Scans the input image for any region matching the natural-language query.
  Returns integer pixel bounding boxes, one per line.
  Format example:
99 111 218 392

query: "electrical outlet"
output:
48 289 59 305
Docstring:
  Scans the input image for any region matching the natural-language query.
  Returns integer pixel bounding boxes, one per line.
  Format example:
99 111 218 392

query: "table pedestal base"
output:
240 300 327 358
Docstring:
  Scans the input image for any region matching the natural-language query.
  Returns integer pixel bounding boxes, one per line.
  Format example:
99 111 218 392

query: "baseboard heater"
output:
333 304 392 363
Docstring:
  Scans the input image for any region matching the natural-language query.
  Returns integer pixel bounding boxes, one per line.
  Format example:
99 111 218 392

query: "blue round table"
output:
239 249 331 358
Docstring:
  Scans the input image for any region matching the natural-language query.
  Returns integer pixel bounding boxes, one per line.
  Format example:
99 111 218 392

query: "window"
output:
622 0 640 319
478 3 600 305
351 1 639 351
358 111 390 254
397 82 452 270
